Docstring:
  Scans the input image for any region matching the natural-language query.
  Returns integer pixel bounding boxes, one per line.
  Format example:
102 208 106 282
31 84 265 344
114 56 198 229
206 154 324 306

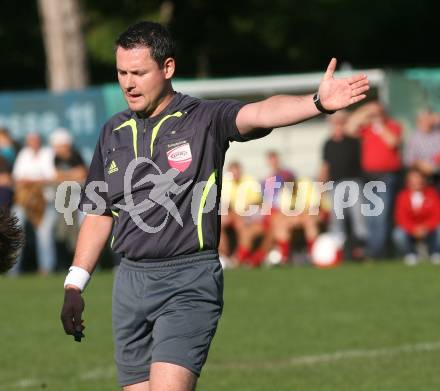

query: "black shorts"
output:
112 250 224 387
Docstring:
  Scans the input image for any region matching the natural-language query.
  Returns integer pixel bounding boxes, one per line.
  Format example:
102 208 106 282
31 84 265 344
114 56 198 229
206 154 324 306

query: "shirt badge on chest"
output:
166 142 192 172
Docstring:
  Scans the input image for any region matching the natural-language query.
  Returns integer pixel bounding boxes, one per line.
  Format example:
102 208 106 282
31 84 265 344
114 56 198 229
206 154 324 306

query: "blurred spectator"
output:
393 168 440 265
0 127 17 169
220 161 266 267
0 156 13 209
264 150 295 208
268 178 320 264
11 132 57 275
259 151 296 265
319 111 367 259
0 128 17 209
348 102 403 258
404 111 440 189
50 128 87 254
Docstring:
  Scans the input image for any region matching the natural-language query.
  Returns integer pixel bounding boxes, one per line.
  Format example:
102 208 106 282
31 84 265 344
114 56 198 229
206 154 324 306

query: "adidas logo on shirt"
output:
108 160 119 174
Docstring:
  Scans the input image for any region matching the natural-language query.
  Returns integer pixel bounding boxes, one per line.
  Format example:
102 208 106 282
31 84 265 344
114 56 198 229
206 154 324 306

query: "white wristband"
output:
64 266 91 292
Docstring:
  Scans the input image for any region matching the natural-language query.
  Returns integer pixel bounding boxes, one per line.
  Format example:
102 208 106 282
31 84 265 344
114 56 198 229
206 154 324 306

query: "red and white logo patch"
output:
167 143 192 172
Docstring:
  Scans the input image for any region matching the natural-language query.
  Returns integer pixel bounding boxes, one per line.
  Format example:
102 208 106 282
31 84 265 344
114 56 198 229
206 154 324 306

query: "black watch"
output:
313 92 336 115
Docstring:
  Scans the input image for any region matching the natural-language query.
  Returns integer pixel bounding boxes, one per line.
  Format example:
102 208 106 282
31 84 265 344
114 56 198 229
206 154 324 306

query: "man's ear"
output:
163 57 175 80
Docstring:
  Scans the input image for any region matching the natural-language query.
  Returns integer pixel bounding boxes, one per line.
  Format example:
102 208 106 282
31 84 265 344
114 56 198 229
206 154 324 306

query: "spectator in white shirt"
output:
10 133 57 275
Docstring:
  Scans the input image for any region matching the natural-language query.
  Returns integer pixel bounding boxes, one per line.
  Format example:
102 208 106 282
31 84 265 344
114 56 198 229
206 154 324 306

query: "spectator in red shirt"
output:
393 168 440 265
347 102 403 258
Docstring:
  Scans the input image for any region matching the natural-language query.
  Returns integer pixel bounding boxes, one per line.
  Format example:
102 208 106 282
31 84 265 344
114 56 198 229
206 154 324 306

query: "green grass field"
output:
1 262 440 391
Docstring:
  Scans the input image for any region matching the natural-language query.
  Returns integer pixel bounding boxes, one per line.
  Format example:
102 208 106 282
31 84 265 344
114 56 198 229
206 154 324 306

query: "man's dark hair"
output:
115 21 175 67
0 209 23 273
406 166 425 178
228 161 241 169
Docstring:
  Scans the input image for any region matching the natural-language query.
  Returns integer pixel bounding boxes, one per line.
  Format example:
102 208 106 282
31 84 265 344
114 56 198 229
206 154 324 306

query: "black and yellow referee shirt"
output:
79 92 271 260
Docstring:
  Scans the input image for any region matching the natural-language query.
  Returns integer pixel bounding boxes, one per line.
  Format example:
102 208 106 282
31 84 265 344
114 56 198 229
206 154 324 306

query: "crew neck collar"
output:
134 92 182 123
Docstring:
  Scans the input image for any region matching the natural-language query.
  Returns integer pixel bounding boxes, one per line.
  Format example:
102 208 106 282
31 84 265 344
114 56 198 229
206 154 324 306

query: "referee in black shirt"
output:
60 21 369 391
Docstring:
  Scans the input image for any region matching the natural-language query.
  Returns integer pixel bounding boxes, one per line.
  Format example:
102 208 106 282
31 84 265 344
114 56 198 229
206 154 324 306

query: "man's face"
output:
229 164 241 181
116 46 174 114
407 171 425 191
0 133 7 146
267 154 279 172
26 134 41 152
368 102 386 123
54 144 71 159
329 111 348 137
416 112 432 133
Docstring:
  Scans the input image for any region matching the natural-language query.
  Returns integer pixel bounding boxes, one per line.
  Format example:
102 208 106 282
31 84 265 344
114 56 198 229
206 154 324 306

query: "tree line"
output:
1 0 438 91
